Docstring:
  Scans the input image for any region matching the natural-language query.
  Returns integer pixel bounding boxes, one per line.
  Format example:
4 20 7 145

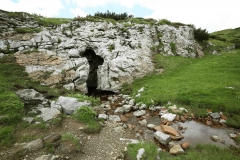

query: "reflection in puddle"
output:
172 121 236 147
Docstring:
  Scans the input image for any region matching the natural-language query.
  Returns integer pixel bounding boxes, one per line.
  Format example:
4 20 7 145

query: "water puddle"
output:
172 121 236 147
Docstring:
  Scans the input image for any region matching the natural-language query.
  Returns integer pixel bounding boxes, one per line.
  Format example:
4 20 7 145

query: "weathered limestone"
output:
0 9 202 93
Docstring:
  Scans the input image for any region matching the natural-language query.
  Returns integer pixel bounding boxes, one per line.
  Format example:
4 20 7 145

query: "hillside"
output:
0 9 240 160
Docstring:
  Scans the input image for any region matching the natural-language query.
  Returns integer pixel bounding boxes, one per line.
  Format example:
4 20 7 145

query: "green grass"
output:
125 141 159 160
15 27 42 33
123 50 240 127
211 27 240 43
159 144 240 160
0 55 68 148
68 93 100 106
61 132 80 149
72 106 102 133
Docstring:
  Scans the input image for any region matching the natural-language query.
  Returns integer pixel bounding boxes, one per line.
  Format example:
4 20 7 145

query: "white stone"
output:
154 131 171 146
136 148 145 160
39 108 61 122
98 114 108 120
57 96 90 115
114 105 132 114
133 110 146 117
108 115 121 122
147 124 156 129
129 99 135 105
139 119 147 126
138 87 144 93
63 83 75 90
161 113 177 121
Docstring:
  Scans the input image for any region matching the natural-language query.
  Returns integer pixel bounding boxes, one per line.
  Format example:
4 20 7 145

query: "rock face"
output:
0 10 202 93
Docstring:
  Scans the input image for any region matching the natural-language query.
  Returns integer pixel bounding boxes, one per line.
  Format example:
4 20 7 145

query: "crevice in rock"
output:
81 48 104 93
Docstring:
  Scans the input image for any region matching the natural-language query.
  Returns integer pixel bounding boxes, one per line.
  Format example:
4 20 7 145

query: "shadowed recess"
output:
81 49 104 91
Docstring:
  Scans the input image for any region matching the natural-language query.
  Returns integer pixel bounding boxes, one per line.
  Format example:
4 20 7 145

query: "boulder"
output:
23 138 44 151
16 89 48 106
38 108 61 122
154 131 171 146
57 96 90 115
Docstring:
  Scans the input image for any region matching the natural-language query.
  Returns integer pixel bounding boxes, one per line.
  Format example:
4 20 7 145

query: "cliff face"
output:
0 11 203 93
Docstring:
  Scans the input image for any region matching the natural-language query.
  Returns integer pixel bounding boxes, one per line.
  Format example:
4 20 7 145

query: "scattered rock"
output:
210 112 220 119
16 89 48 106
22 117 34 123
229 133 238 139
211 135 225 144
136 148 145 160
206 120 212 126
98 114 108 120
120 115 128 122
38 107 61 122
154 131 171 146
181 142 190 149
138 87 144 93
161 113 177 122
139 119 147 126
23 138 44 151
170 144 185 155
219 112 227 120
43 133 61 144
147 124 156 129
180 116 187 123
133 110 146 117
114 126 124 133
108 115 121 122
114 105 132 114
57 96 90 115
153 126 162 132
35 154 59 160
161 125 179 136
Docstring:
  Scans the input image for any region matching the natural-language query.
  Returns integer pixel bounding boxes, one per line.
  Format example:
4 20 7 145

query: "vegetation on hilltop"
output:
210 27 240 49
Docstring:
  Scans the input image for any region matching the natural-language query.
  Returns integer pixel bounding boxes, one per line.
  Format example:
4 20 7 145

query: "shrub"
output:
235 43 240 49
86 10 131 21
193 27 210 41
158 19 172 25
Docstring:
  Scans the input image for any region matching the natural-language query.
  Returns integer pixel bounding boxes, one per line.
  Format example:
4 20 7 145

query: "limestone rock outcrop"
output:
0 10 203 93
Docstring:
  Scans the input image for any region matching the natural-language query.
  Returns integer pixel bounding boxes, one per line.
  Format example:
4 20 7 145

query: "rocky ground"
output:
0 88 240 160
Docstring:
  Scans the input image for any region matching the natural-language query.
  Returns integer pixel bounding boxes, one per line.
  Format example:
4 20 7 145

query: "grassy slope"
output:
124 50 240 127
211 27 240 42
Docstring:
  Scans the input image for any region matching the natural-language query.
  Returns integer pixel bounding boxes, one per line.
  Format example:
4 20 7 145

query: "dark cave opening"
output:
81 49 104 95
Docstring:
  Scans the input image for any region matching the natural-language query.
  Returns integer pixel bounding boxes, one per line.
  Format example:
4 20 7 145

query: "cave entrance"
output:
81 49 104 96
